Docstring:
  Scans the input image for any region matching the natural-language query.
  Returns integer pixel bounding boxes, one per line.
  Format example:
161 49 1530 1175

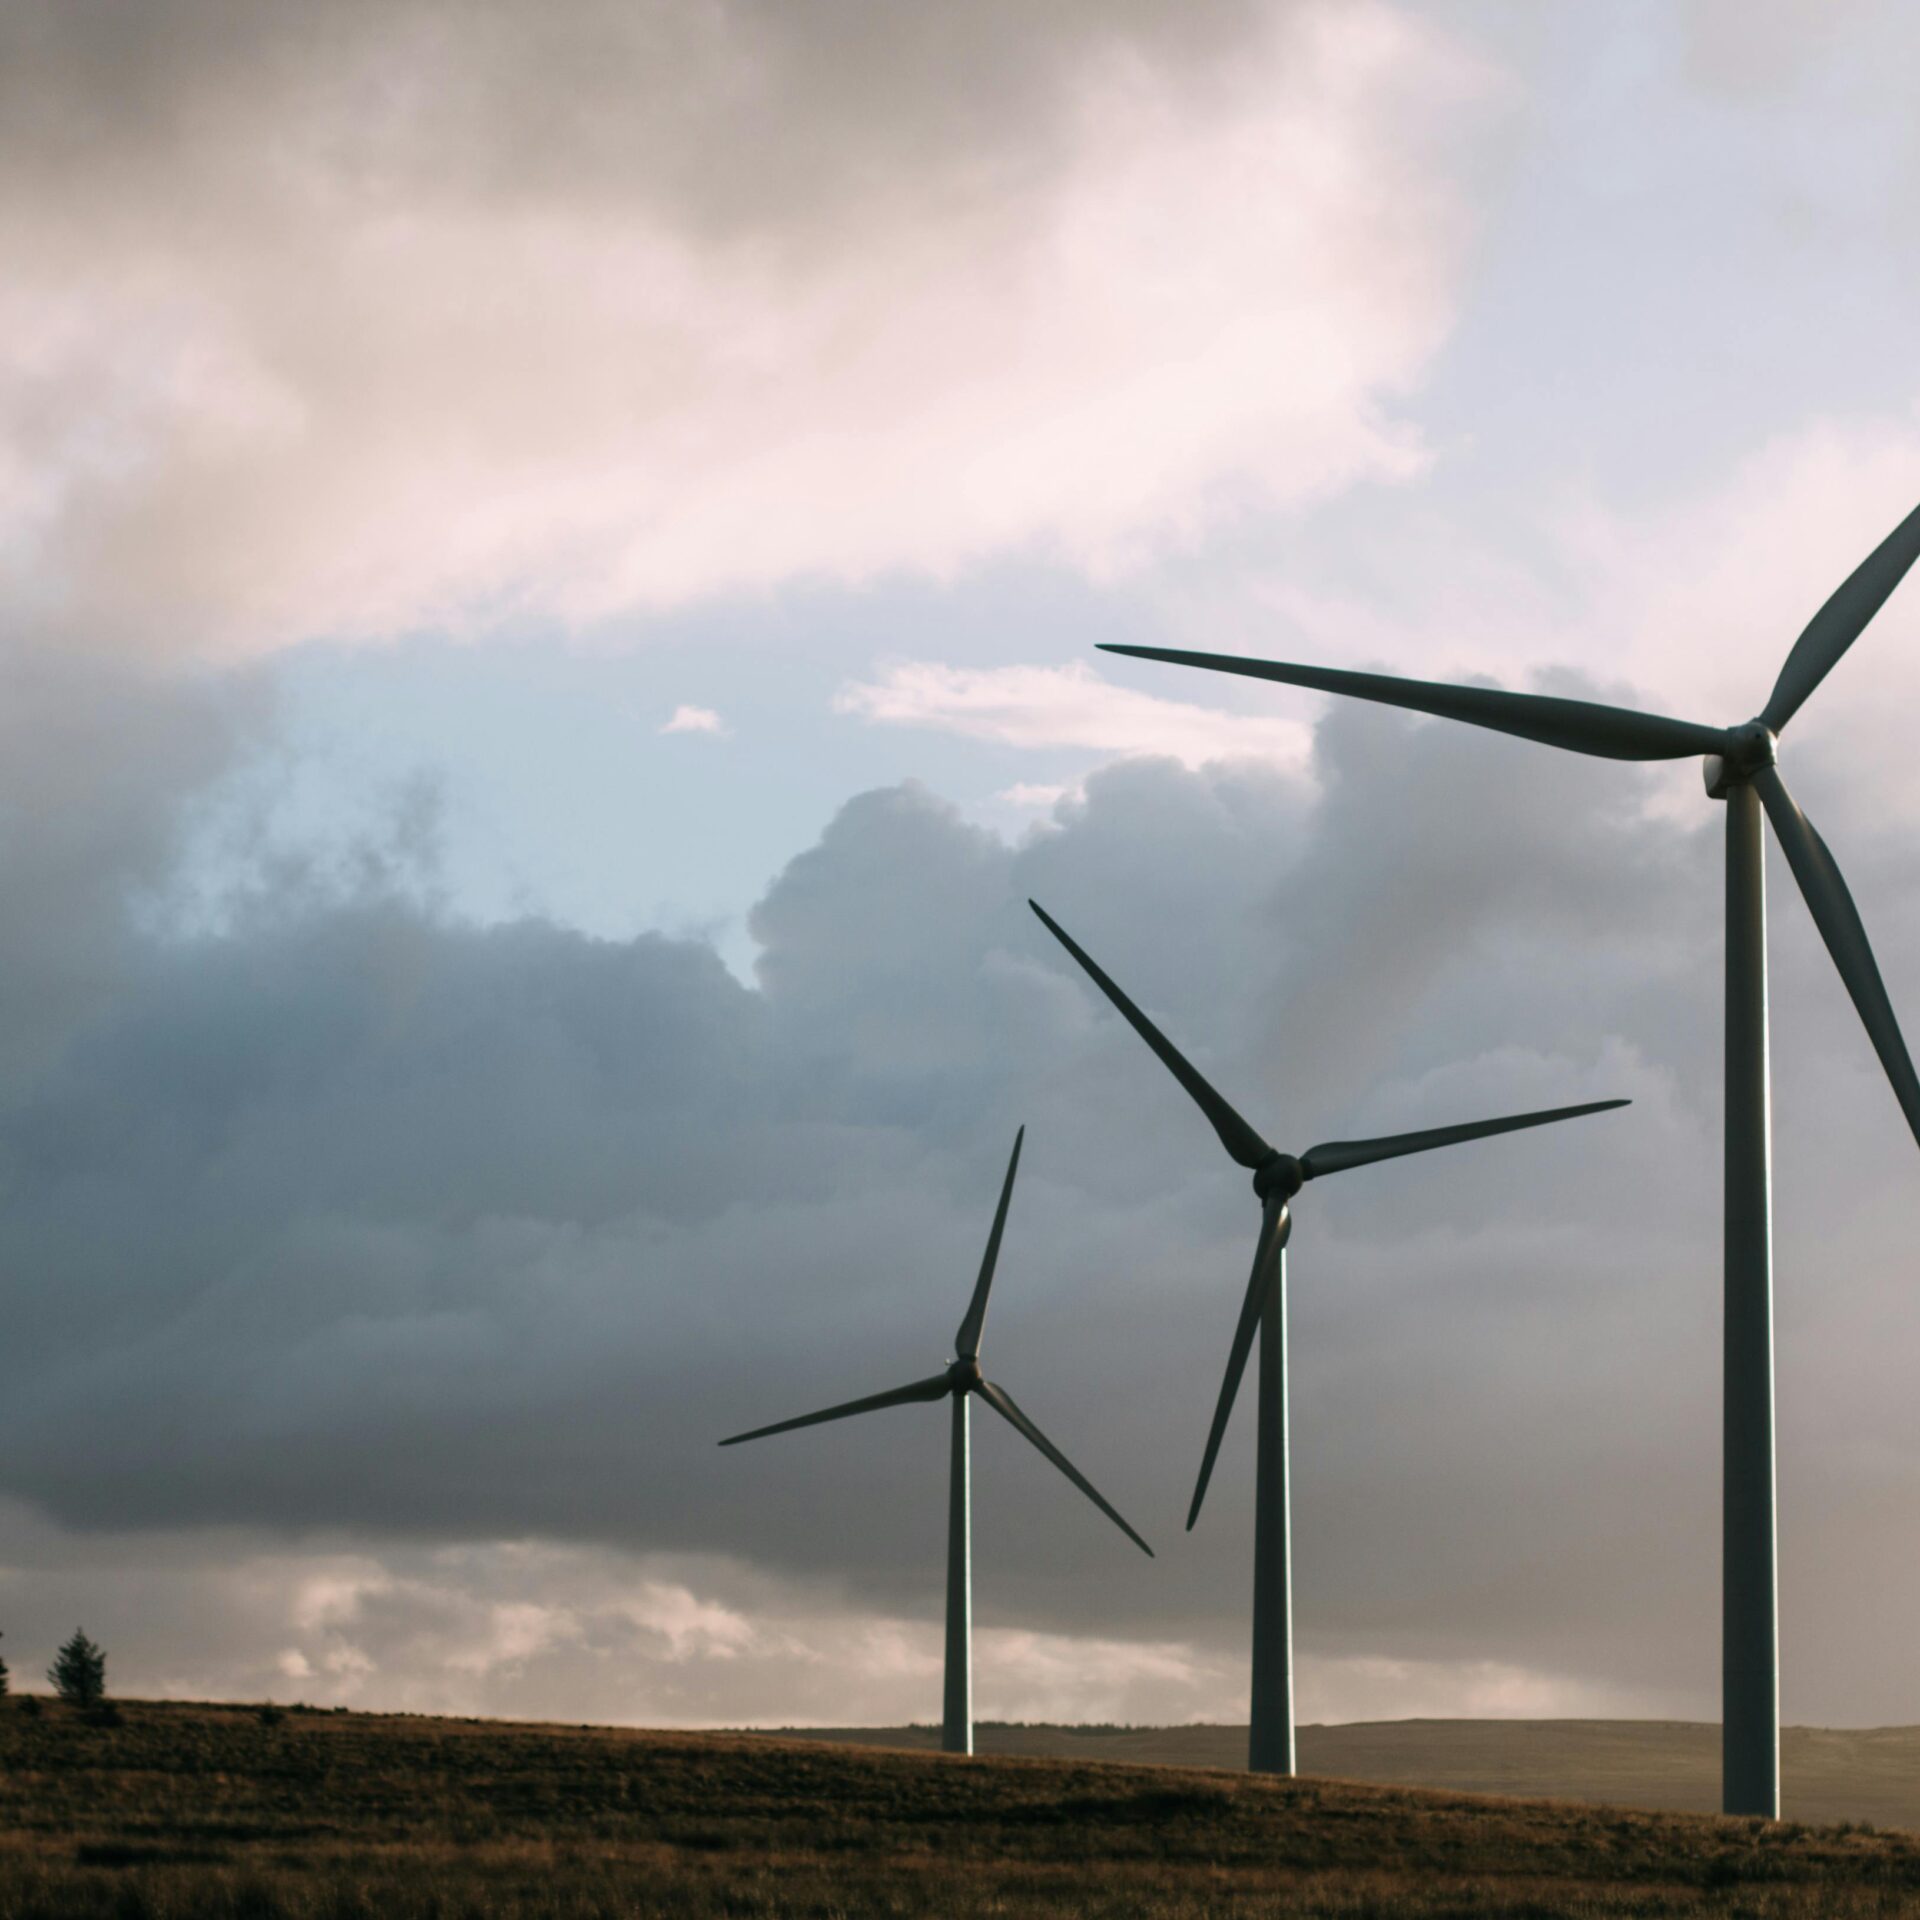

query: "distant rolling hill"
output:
767 1719 1920 1830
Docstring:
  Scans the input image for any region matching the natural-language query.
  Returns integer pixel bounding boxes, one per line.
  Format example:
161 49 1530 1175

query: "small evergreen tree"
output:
0 1628 10 1696
48 1629 106 1707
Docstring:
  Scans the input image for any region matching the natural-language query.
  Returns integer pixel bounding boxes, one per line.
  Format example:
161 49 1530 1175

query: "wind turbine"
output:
719 1126 1151 1756
1094 498 1920 1816
1030 898 1626 1777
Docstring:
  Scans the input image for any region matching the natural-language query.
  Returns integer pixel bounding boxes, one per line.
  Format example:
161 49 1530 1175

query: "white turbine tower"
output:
720 1127 1152 1755
1031 899 1628 1776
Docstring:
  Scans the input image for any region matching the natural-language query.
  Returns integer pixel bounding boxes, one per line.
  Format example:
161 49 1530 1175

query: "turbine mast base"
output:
943 1391 973 1757
1723 780 1780 1819
1248 1244 1296 1777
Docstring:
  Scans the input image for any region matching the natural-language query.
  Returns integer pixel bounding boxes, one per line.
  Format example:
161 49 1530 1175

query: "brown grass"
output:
3 1697 1919 1916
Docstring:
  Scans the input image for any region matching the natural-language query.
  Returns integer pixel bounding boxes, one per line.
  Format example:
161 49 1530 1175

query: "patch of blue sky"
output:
180 565 1166 981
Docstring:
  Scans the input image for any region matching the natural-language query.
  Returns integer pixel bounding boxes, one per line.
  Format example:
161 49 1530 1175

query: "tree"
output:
48 1630 106 1707
0 1629 9 1696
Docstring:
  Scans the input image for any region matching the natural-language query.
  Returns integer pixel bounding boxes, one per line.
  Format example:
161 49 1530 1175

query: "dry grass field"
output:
6 1699 1920 1917
779 1720 1920 1830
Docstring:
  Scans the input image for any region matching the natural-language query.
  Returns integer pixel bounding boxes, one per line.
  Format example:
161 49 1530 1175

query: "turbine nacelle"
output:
1704 721 1779 800
1252 1153 1303 1204
947 1356 984 1392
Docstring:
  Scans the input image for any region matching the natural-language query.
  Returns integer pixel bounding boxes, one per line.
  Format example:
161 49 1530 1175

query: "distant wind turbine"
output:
1030 899 1626 1777
1094 496 1920 1816
720 1126 1151 1756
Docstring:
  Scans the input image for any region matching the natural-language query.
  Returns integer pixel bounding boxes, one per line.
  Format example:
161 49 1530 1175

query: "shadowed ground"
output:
8 1701 1920 1916
766 1721 1920 1829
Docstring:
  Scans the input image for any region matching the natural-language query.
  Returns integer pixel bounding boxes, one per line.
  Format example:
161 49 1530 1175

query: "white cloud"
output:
974 1627 1234 1724
1165 407 1920 830
288 1563 392 1634
660 704 727 737
1297 1654 1669 1724
997 782 1078 810
0 1 1495 656
1568 417 1920 754
836 660 1310 769
623 1581 755 1663
0 1501 1672 1727
443 1600 581 1677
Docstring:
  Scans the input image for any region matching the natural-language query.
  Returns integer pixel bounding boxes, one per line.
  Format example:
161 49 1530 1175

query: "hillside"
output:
775 1719 1920 1829
5 1700 1920 1917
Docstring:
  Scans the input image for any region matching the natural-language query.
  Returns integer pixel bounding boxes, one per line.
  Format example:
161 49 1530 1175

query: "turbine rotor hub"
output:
948 1357 983 1391
1252 1152 1303 1202
1703 720 1778 800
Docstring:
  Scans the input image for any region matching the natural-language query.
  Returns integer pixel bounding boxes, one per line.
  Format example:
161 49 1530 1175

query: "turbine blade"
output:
1754 766 1920 1149
976 1379 1153 1556
1300 1098 1631 1181
719 1372 952 1446
956 1127 1023 1361
1029 899 1272 1169
1188 1195 1286 1531
1098 646 1728 762
1762 501 1920 735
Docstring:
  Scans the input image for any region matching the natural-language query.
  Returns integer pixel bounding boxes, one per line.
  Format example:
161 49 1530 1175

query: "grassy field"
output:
777 1720 1920 1830
6 1701 1920 1917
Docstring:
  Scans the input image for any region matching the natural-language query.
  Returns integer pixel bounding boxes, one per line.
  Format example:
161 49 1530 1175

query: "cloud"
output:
0 0 1496 656
1679 0 1892 102
998 783 1079 811
0 697 1718 1713
0 648 252 1081
836 660 1310 769
1166 408 1920 842
0 1498 1660 1726
1297 1654 1668 1724
660 704 727 737
3 644 1919 1727
8 2 1920 1742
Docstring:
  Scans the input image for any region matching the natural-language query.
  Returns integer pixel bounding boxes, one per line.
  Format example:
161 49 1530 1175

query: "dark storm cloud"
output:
6 643 1920 1719
0 651 249 1082
0 0 1268 233
1 667 1821 1708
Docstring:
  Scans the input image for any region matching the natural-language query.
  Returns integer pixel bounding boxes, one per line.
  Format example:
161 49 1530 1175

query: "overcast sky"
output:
4 0 1920 1732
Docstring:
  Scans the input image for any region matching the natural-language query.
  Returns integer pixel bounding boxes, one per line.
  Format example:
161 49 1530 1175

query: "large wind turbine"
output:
719 1126 1151 1756
1030 899 1625 1776
1095 498 1920 1816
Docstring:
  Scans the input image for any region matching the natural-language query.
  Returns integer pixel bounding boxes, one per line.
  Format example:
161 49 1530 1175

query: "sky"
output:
4 0 1920 1731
